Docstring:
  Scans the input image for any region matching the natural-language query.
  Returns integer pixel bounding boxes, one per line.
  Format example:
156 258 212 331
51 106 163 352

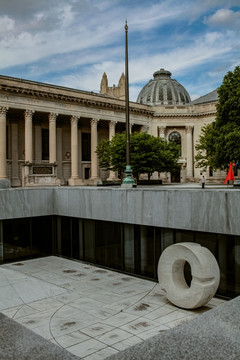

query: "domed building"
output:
100 68 223 184
0 67 225 188
0 68 238 303
137 69 191 106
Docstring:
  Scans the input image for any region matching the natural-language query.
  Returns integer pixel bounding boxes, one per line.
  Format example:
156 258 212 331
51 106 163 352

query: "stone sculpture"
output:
158 242 220 309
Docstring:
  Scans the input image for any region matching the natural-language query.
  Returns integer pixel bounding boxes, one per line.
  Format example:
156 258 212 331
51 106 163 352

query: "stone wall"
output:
0 187 239 236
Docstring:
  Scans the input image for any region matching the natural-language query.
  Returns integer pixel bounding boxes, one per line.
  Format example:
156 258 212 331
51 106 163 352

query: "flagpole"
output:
122 20 136 188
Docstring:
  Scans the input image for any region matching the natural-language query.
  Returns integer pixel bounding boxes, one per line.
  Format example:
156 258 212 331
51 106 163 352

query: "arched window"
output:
169 131 181 156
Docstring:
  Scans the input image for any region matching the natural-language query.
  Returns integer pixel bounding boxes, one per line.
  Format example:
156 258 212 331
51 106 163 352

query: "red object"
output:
223 162 235 184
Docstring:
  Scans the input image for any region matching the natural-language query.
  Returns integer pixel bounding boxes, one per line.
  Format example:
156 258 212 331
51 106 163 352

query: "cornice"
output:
0 80 215 119
0 83 153 116
154 111 216 118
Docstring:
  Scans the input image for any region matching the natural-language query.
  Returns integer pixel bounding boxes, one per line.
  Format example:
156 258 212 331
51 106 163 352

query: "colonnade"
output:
0 104 196 186
0 106 120 186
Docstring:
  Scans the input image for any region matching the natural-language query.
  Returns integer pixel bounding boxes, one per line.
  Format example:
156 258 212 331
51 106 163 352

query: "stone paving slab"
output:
0 312 79 360
106 295 240 360
0 257 225 360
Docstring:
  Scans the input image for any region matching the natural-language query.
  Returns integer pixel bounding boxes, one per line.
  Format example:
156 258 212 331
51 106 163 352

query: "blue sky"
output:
0 0 240 101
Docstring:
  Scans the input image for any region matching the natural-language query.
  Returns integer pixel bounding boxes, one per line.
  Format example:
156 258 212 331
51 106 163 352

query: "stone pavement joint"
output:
106 295 240 360
0 312 79 360
0 256 225 360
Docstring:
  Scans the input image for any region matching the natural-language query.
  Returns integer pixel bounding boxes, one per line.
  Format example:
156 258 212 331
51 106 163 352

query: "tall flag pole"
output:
122 20 136 187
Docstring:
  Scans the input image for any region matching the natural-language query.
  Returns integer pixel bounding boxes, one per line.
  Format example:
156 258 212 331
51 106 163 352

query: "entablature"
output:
0 76 153 116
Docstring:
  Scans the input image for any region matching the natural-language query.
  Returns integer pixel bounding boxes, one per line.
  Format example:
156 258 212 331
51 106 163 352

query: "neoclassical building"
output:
0 68 224 188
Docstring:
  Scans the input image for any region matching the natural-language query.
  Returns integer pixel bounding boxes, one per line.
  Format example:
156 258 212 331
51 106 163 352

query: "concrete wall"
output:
0 187 240 236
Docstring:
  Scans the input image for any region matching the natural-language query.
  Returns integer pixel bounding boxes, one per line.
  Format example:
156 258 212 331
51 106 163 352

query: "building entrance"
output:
171 167 181 182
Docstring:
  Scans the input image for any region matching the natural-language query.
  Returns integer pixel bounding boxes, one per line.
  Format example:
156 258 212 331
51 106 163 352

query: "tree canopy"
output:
96 132 180 181
195 66 240 170
216 66 240 128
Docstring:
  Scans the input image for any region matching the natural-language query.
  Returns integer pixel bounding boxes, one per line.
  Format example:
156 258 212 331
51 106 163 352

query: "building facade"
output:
0 69 228 188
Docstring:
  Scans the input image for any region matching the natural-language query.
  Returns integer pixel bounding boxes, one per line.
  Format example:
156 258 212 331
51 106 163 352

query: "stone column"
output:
68 115 83 186
11 119 21 186
0 107 9 186
49 113 58 163
159 126 166 139
107 121 118 181
25 110 34 163
186 125 194 180
90 118 102 184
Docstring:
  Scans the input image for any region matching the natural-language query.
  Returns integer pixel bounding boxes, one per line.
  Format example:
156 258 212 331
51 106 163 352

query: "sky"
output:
0 0 240 102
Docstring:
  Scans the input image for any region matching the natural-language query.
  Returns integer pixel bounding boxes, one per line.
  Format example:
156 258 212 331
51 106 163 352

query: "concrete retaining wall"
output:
0 187 240 236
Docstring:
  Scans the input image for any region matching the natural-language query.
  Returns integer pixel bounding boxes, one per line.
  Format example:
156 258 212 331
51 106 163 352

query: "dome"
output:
137 69 191 106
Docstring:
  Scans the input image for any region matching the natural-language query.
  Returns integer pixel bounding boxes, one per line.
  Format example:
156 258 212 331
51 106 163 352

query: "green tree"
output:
195 66 240 170
216 66 240 128
96 139 111 170
110 133 127 177
96 132 180 181
96 133 126 177
195 122 218 170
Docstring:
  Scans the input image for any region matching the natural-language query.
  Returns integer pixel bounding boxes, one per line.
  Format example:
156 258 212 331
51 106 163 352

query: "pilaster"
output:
158 126 166 139
140 125 149 133
186 125 194 181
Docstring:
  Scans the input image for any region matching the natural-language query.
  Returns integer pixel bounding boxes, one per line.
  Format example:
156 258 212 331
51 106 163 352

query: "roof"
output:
191 89 218 105
137 69 191 106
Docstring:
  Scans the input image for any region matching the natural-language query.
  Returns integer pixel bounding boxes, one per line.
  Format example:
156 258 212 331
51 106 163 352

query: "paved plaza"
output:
0 256 225 360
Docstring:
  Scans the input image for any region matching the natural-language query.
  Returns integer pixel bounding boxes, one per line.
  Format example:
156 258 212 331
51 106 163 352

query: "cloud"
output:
55 27 238 101
128 31 236 82
204 8 240 30
57 59 125 93
0 0 240 103
0 15 15 34
1 0 238 72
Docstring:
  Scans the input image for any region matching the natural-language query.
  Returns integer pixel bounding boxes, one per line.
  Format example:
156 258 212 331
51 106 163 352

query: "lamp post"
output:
122 21 136 187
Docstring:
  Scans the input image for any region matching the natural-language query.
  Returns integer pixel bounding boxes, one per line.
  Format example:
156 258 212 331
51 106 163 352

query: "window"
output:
169 131 181 156
82 133 91 161
95 220 122 270
42 129 49 160
84 168 90 179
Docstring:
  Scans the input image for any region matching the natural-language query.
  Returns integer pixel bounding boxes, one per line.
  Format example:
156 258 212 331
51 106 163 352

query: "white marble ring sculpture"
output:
158 242 220 309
